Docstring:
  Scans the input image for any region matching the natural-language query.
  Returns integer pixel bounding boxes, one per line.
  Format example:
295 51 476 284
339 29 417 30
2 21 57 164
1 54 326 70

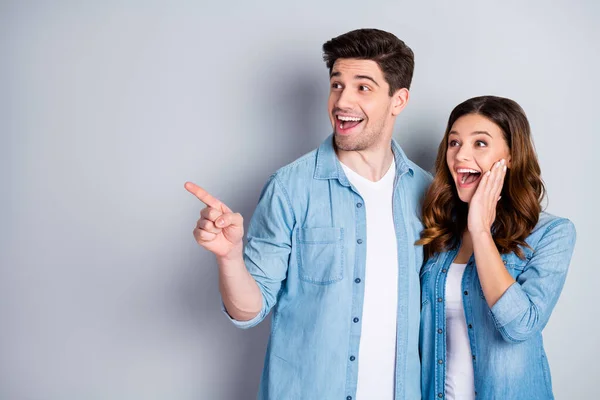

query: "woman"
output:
418 96 576 399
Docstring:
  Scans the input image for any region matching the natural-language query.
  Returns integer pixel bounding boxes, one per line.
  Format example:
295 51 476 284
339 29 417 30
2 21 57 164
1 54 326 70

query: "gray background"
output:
1 1 597 399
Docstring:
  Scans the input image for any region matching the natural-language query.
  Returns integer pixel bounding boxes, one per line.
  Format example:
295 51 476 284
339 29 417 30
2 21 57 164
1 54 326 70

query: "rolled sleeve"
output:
222 173 295 329
489 219 576 343
221 296 269 329
490 282 530 327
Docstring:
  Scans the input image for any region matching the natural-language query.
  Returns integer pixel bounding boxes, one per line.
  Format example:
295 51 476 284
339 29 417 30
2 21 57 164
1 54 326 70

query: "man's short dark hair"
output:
322 28 415 96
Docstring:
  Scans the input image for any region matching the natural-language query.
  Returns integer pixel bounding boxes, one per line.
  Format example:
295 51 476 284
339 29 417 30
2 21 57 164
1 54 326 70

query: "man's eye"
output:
359 85 370 91
331 83 342 89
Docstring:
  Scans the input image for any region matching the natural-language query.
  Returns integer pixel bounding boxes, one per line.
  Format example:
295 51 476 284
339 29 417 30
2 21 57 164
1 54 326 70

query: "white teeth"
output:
459 167 481 184
337 116 363 122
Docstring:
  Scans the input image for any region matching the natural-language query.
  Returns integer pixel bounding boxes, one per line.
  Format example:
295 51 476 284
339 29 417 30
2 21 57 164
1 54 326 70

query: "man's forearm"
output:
217 250 263 321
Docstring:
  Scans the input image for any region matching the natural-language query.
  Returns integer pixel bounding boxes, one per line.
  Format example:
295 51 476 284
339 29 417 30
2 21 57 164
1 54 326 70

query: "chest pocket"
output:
297 227 344 284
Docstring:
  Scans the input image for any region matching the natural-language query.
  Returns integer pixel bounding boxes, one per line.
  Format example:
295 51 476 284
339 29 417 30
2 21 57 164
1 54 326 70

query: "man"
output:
185 28 431 399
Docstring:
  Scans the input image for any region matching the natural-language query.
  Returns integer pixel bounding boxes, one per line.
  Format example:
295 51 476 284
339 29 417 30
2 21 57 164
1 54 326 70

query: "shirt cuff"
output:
221 298 266 329
490 282 529 327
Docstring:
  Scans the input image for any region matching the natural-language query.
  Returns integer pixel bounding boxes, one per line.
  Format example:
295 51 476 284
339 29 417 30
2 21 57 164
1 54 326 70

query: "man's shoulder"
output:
401 157 433 197
407 159 433 184
255 148 322 213
271 149 319 182
391 140 433 186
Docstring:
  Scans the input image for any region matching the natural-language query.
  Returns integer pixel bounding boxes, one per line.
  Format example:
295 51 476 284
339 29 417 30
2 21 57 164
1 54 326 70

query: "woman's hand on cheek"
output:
467 159 507 235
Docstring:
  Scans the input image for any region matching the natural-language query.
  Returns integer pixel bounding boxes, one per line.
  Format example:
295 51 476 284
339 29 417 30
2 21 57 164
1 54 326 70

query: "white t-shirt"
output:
340 159 398 399
445 262 475 400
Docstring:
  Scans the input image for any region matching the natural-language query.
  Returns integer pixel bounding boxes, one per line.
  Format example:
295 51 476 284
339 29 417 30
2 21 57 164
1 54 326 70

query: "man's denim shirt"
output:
419 212 576 399
223 135 432 400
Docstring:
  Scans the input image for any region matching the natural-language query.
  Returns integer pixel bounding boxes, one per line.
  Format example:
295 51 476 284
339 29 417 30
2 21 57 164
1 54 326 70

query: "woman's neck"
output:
454 231 473 264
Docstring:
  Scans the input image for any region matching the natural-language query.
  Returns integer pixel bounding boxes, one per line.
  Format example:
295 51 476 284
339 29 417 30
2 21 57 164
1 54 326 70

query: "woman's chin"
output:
456 190 474 204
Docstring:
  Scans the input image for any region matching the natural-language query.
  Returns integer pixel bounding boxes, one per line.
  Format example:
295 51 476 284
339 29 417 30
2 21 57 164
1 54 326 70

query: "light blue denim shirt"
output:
419 212 576 400
224 135 432 400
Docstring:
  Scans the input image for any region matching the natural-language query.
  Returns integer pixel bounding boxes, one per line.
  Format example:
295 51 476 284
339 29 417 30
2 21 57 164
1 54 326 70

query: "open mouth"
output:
456 168 482 186
336 115 364 131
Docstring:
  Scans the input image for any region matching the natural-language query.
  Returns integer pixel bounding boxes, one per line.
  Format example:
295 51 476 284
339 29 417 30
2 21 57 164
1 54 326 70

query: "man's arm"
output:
184 182 262 321
217 251 262 322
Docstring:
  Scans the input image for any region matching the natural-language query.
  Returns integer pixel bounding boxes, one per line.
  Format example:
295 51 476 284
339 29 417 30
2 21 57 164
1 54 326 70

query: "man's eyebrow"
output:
355 75 379 86
329 72 379 87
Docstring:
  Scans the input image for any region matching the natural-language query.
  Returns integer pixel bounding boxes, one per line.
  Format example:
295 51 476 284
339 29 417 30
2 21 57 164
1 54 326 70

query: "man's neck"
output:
336 139 395 182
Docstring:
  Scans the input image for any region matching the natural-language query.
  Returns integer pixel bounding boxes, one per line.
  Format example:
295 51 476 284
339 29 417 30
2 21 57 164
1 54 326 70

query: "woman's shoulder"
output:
533 211 575 234
526 211 576 248
497 212 576 266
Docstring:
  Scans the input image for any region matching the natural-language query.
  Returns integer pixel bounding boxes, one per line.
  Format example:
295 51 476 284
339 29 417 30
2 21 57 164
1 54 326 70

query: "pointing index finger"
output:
184 182 224 210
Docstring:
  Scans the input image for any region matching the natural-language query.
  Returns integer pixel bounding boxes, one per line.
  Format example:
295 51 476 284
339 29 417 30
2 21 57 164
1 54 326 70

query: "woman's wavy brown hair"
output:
417 95 545 261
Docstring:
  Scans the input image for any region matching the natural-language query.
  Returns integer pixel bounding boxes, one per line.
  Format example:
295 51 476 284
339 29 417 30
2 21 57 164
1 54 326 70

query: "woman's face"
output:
446 113 511 203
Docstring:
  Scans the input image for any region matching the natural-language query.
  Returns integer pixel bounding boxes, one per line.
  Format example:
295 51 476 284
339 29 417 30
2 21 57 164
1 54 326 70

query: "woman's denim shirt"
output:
419 212 576 399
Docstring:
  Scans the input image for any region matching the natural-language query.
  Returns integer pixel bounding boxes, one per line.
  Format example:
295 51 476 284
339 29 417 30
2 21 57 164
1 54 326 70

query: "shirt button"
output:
438 359 443 364
356 202 363 208
437 297 443 302
468 324 473 329
354 278 361 284
347 397 353 400
438 393 443 398
441 268 447 273
350 356 356 361
472 355 476 360
357 239 363 244
464 290 469 295
503 260 507 265
437 328 443 334
353 317 359 323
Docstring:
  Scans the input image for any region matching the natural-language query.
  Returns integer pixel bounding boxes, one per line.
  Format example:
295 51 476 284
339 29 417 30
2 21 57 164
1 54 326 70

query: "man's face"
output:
327 59 398 151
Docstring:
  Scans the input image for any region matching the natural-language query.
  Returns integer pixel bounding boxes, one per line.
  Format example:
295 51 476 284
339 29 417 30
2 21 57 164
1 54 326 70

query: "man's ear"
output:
391 88 409 116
